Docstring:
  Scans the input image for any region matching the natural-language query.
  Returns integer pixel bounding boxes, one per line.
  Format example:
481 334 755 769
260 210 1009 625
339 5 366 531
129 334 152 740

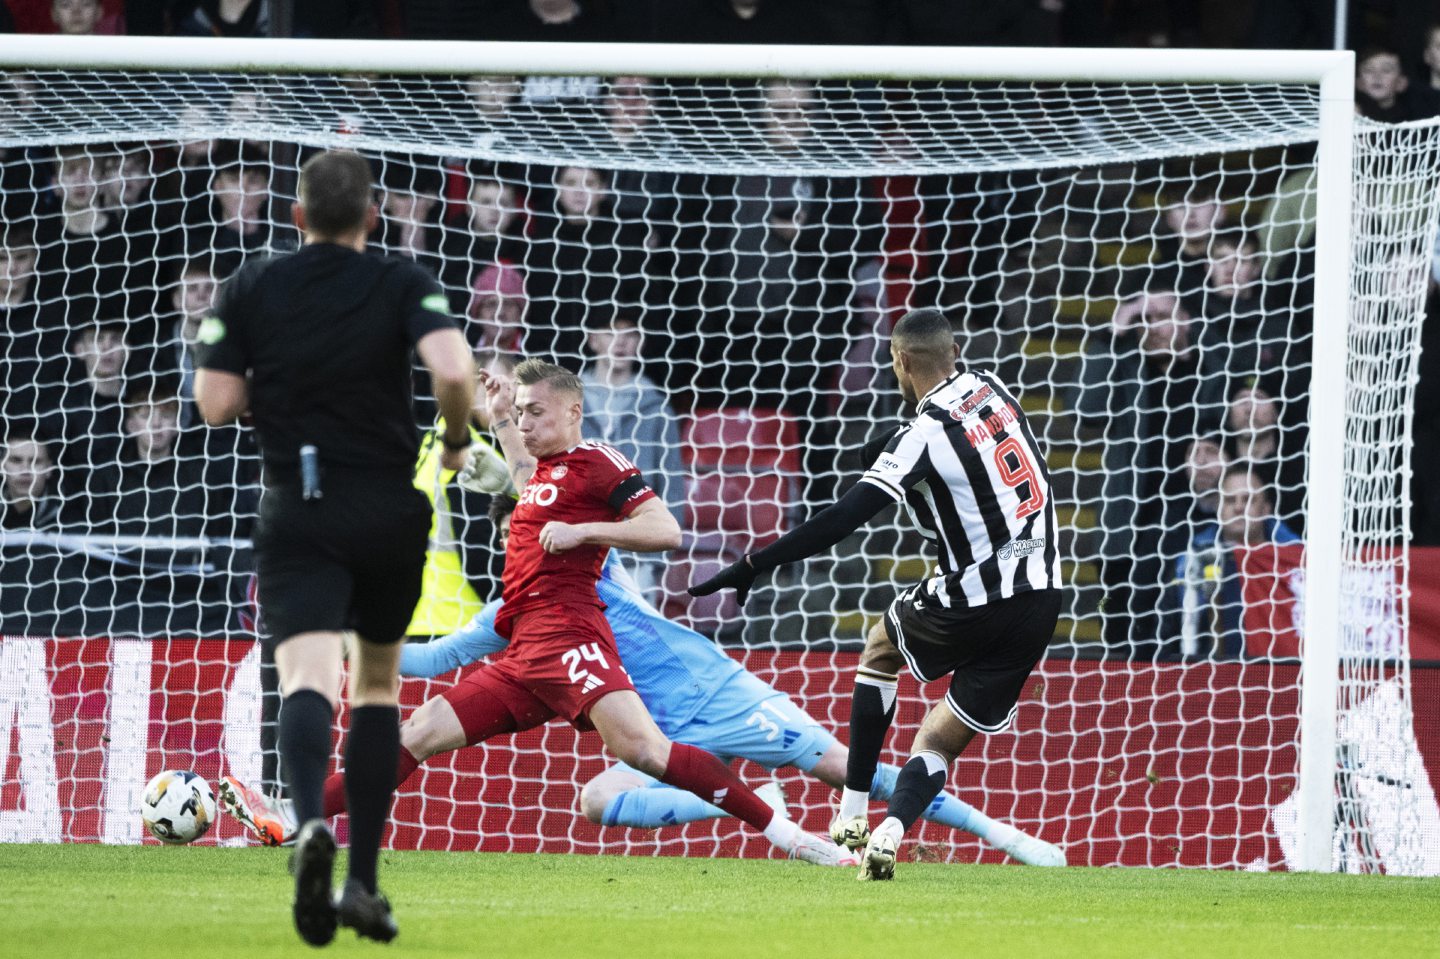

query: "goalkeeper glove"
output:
457 444 513 495
688 556 762 607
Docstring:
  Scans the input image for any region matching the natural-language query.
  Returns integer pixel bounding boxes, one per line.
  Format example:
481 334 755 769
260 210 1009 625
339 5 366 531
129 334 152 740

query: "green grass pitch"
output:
2 844 1438 959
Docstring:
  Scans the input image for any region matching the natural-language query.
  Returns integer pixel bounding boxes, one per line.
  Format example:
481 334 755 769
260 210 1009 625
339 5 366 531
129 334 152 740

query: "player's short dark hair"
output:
298 150 374 238
489 493 517 527
891 308 957 370
514 358 584 401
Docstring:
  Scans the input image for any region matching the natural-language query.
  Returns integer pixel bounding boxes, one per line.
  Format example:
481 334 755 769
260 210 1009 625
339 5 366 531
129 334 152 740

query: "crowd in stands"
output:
1 3 1438 663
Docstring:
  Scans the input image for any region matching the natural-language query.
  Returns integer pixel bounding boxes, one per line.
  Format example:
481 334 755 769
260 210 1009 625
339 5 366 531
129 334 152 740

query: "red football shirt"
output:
497 441 658 630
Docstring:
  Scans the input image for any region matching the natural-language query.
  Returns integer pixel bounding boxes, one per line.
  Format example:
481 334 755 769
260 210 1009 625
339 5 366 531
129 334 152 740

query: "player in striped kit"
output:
223 498 1063 867
692 307 1063 880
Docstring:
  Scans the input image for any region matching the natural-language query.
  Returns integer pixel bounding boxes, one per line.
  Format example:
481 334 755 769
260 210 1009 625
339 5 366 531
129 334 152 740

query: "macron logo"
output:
712 788 728 806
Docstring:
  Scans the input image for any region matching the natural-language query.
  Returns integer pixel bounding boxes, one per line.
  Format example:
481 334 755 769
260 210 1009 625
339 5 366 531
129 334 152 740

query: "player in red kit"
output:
224 358 851 865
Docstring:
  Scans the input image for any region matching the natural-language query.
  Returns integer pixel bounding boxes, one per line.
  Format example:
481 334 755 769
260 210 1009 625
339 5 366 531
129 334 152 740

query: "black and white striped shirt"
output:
860 369 1062 608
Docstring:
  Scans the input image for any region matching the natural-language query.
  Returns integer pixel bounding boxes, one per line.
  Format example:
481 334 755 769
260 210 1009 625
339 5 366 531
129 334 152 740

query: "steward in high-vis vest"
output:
405 420 511 637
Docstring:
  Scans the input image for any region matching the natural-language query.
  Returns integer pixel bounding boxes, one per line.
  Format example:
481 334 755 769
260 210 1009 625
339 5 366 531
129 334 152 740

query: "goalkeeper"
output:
222 493 1064 867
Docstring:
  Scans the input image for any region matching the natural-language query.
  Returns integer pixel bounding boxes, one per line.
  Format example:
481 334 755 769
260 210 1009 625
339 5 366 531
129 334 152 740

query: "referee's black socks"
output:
278 688 335 826
345 705 400 896
888 751 950 832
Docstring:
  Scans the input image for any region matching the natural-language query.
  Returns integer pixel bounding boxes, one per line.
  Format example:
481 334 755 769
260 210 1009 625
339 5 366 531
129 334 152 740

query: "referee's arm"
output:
416 327 476 468
196 370 249 426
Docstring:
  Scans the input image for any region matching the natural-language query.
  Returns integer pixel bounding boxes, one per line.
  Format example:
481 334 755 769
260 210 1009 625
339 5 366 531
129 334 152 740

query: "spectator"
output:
50 0 118 35
1166 437 1228 658
1411 24 1440 119
105 380 248 636
0 431 83 637
1154 179 1228 303
655 0 814 44
466 262 527 353
523 164 624 362
1193 229 1293 384
1071 287 1226 655
172 0 268 37
32 145 135 322
437 171 523 309
603 76 688 364
1413 251 1440 545
198 148 273 270
1223 381 1307 536
0 433 59 530
581 314 684 520
152 257 219 425
113 383 212 537
1355 46 1417 122
42 320 129 525
1 225 68 424
1170 464 1301 660
375 159 444 275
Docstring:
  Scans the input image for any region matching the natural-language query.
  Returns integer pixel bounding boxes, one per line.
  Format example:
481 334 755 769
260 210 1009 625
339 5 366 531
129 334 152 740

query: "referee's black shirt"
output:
195 244 457 477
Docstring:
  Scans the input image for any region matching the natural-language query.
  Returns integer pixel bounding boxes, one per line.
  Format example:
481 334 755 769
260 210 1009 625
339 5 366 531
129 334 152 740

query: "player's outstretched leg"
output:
867 764 1066 867
835 620 904 850
218 776 296 847
588 691 855 866
860 702 977 881
581 767 788 828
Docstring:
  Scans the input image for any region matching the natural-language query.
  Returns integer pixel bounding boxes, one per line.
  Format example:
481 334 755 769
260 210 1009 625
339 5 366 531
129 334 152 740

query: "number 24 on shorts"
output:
562 643 612 690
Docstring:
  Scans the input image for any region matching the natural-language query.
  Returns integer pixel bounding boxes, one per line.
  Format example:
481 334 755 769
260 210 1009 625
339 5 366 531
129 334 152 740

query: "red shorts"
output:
442 603 634 734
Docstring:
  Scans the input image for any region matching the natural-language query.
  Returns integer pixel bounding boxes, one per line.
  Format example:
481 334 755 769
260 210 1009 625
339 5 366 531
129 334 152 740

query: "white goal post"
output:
1 35 1436 874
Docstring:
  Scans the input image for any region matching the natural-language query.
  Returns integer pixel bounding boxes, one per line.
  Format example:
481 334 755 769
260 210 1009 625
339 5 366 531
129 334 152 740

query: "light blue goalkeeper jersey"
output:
399 552 752 731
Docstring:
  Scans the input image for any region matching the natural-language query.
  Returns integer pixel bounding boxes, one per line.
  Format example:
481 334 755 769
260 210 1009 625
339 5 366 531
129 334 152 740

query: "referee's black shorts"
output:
253 471 430 648
884 586 1061 734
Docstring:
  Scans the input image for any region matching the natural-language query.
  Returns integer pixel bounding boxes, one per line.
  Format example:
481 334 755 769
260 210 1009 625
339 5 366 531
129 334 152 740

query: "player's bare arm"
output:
539 497 682 555
416 327 476 471
480 369 535 488
194 368 249 426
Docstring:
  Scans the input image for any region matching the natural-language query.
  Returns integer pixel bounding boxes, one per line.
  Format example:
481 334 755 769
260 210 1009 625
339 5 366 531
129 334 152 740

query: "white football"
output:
141 770 217 845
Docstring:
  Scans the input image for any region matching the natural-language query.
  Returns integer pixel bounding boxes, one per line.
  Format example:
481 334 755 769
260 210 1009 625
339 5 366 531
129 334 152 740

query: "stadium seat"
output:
682 407 802 474
660 549 742 638
684 471 787 553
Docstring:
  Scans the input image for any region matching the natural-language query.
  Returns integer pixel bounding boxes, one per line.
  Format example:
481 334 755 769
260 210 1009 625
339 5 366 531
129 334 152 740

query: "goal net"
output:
2 40 1438 873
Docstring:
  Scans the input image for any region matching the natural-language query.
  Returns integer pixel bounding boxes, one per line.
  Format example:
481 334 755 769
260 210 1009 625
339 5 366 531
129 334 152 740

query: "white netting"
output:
1 57 1438 872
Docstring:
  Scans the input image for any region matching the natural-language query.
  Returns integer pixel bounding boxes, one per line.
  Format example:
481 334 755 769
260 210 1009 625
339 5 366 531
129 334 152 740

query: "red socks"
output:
658 742 777 831
322 746 421 818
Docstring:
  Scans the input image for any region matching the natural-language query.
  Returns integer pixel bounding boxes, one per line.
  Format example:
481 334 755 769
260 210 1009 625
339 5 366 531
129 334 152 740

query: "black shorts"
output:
884 586 1061 734
253 474 430 647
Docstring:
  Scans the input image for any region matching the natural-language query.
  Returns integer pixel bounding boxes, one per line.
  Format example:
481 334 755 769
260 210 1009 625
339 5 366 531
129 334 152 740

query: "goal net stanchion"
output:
1 36 1438 872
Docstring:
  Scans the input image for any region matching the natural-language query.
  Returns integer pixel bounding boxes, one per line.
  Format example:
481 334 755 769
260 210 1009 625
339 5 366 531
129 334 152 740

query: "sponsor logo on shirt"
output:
953 384 995 417
519 482 559 507
997 537 1046 560
421 293 450 313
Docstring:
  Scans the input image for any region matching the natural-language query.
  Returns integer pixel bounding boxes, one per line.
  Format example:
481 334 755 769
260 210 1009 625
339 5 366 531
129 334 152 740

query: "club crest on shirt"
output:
551 465 568 479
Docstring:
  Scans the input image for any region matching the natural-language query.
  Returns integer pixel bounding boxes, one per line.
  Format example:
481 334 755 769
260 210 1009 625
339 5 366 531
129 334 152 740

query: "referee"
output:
195 150 475 943
691 307 1062 880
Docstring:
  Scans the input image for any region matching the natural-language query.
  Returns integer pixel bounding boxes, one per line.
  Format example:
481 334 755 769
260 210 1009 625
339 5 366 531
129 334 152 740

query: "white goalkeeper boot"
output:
991 824 1067 867
858 818 902 881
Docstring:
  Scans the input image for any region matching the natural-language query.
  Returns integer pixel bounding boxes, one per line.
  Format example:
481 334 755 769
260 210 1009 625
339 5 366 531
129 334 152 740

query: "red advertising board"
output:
4 634 1439 869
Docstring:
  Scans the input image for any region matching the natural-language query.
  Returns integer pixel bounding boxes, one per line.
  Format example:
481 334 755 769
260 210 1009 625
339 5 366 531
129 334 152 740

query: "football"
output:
140 770 217 845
